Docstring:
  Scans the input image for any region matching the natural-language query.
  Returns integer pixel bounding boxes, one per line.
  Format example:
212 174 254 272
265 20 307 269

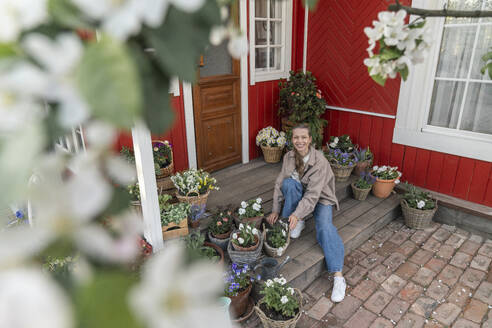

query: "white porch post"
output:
132 121 164 252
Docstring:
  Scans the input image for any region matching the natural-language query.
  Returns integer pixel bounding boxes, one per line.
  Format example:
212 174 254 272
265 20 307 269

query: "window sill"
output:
252 71 290 84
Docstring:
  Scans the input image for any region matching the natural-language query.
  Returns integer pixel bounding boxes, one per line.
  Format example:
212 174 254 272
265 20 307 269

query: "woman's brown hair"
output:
292 123 311 176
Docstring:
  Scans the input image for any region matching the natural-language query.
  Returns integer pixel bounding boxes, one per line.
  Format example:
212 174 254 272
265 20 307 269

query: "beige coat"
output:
272 146 339 219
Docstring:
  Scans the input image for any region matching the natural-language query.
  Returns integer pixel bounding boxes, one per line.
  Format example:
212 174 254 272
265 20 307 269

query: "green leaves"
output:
481 49 492 79
379 47 403 61
48 0 90 29
303 0 320 10
368 67 387 86
76 36 142 129
396 64 409 81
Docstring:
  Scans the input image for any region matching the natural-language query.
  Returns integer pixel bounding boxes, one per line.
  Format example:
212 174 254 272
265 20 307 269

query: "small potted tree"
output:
225 263 254 318
324 148 357 182
371 165 402 198
256 126 287 163
353 146 374 176
351 171 376 201
254 277 302 328
401 183 437 229
171 168 219 210
235 198 264 228
263 221 290 258
227 223 263 265
207 210 234 251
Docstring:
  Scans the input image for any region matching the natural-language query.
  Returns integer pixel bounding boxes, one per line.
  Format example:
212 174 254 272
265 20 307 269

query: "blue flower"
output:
15 210 24 219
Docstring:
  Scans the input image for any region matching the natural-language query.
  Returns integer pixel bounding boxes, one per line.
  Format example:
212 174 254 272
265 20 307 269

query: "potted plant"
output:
351 171 376 201
171 168 219 210
401 183 438 229
161 201 190 240
353 146 374 176
278 70 327 148
371 165 402 198
227 223 263 265
127 182 141 213
324 148 357 182
256 126 287 163
235 198 264 228
328 134 355 153
254 277 302 328
151 140 174 178
184 231 224 265
263 221 290 258
207 210 234 251
189 204 205 229
225 263 254 318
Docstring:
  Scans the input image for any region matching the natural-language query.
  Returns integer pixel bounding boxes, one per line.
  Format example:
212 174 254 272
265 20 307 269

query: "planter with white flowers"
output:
235 198 264 229
401 183 437 229
370 165 402 198
254 277 302 328
263 221 290 258
171 169 219 209
256 127 287 163
227 223 263 265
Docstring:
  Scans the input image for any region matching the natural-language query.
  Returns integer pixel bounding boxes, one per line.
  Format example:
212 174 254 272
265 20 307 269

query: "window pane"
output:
255 0 267 18
270 22 282 45
461 83 492 134
470 25 492 80
255 21 268 45
255 48 267 69
483 0 492 22
436 26 477 79
428 80 466 129
270 47 281 70
445 0 482 24
271 0 282 18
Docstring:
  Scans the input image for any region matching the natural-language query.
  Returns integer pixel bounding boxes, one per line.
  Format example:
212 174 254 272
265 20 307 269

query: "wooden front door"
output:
193 41 241 172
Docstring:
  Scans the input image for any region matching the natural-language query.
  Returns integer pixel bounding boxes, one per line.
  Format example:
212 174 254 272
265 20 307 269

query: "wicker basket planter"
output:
254 288 302 328
261 145 284 163
372 177 397 198
208 230 231 251
152 140 174 178
176 190 210 208
263 228 290 258
234 216 263 229
227 231 263 265
162 217 189 240
351 183 372 201
401 199 438 229
330 163 356 182
231 235 260 252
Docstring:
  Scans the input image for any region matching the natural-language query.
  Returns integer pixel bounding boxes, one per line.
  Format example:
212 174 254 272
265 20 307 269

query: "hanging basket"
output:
162 217 189 240
176 190 210 208
330 163 355 182
401 199 438 229
254 288 303 328
351 183 372 201
262 226 290 258
152 140 174 178
227 230 263 265
261 145 284 163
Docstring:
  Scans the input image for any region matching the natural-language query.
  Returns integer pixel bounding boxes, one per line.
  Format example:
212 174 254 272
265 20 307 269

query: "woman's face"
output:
292 128 312 155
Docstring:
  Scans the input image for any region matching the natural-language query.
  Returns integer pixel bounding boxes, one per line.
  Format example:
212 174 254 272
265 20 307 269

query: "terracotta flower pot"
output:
372 177 397 198
203 242 224 266
212 230 232 239
231 235 259 251
229 283 252 318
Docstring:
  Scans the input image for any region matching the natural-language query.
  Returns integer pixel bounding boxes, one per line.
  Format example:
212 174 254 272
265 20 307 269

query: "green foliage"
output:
48 0 90 29
127 183 140 202
158 194 172 212
354 172 376 189
328 135 354 152
103 186 133 216
266 221 288 249
481 48 492 79
238 198 263 219
224 263 252 297
260 278 299 319
402 182 435 210
171 169 219 196
231 223 259 248
76 36 142 129
161 202 190 226
184 231 220 263
152 141 172 168
43 255 76 290
208 210 233 236
278 70 327 148
353 146 373 162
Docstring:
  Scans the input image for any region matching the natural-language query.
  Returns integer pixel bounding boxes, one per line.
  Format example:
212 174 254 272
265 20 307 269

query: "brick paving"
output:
239 219 492 328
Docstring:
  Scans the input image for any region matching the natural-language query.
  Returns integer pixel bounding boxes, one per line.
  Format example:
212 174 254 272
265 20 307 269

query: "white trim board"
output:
182 82 197 169
326 105 396 119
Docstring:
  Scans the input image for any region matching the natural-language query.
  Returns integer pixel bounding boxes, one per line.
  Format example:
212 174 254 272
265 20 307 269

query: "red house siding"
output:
116 86 189 172
308 0 492 206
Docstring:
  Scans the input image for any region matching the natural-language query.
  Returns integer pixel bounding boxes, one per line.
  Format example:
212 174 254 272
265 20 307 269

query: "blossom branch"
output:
389 0 492 18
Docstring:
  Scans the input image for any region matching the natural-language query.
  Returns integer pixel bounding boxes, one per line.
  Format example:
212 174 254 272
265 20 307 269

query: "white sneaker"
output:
289 220 305 239
331 276 346 303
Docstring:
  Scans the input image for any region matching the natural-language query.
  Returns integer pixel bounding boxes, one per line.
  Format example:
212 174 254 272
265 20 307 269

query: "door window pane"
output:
199 41 232 77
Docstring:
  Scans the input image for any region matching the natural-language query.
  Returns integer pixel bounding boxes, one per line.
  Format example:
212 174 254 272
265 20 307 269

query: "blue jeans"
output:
281 178 344 272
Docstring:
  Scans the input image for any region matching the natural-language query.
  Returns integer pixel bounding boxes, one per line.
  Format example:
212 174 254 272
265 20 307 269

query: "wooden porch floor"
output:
202 158 402 291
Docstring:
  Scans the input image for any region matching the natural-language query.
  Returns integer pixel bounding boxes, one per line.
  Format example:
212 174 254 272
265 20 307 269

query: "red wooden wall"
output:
116 85 189 172
306 0 492 206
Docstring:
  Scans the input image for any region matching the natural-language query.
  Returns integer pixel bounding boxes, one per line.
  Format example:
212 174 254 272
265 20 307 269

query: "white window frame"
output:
393 0 492 162
249 0 293 85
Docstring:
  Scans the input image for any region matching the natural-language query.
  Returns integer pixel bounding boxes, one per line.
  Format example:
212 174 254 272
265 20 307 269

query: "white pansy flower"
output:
129 242 229 328
394 179 400 184
232 233 238 239
0 0 47 42
256 197 262 204
280 296 288 304
252 228 258 235
287 287 295 295
417 200 425 209
241 201 247 208
398 171 402 177
252 203 260 212
276 247 283 256
282 230 286 237
273 277 280 283
279 277 287 285
266 279 273 287
238 237 244 245
246 225 251 231
238 208 246 215
239 223 244 230
0 268 74 328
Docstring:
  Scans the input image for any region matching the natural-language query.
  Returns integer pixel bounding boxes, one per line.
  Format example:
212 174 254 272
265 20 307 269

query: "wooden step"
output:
278 193 401 291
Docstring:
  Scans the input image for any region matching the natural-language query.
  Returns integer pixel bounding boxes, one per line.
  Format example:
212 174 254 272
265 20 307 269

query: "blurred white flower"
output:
394 179 400 184
287 287 294 295
252 203 260 212
232 233 238 239
256 197 262 204
238 237 244 244
280 295 288 304
0 0 47 42
276 247 283 256
239 223 244 230
252 228 258 235
417 200 426 209
85 121 117 150
0 268 73 328
228 33 248 59
241 201 247 208
278 277 287 285
265 279 273 287
129 242 229 328
238 208 245 215
105 155 136 185
209 26 228 46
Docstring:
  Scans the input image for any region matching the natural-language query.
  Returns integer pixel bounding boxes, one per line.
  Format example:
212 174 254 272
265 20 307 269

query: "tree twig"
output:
389 0 492 17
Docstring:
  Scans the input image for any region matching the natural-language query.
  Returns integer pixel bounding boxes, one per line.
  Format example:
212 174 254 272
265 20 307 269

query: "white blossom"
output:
276 247 283 256
266 279 273 287
238 237 244 245
252 228 258 236
417 200 426 209
0 0 47 42
252 203 261 212
282 230 286 237
232 233 238 239
287 287 294 295
227 33 248 59
278 277 287 285
395 179 400 184
256 197 262 204
239 223 244 230
241 201 247 208
238 208 246 215
280 295 288 304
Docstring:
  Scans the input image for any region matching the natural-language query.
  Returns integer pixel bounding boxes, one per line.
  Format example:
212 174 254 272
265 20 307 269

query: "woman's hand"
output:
289 215 298 230
267 212 279 225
